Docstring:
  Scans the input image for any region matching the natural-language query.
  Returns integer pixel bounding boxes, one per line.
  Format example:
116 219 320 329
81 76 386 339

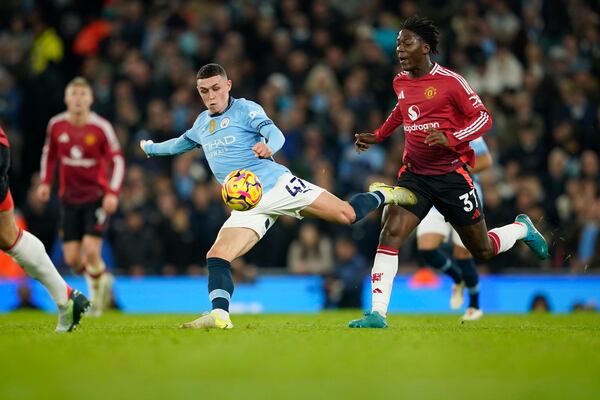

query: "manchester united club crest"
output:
209 119 217 134
85 133 97 146
424 86 437 99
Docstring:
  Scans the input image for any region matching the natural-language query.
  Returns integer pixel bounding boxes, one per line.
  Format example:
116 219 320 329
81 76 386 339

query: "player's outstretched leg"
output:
301 184 417 226
456 215 548 262
8 230 90 332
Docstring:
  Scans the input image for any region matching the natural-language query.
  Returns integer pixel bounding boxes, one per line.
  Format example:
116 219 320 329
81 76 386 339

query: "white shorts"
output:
221 172 325 238
416 206 466 248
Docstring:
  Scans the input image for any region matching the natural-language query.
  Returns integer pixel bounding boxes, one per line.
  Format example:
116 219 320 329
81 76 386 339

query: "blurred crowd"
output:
0 0 599 291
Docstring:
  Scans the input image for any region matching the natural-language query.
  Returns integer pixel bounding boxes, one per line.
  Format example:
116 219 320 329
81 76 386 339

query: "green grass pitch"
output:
0 312 598 400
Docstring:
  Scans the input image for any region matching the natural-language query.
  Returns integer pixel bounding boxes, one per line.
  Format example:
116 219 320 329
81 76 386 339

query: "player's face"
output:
396 29 428 71
64 85 93 114
197 75 232 114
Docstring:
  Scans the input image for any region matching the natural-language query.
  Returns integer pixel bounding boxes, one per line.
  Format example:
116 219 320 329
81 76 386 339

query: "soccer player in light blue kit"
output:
416 137 492 321
140 63 416 329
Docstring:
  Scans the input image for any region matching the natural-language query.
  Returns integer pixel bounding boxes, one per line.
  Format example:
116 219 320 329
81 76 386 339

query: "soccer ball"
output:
221 169 263 211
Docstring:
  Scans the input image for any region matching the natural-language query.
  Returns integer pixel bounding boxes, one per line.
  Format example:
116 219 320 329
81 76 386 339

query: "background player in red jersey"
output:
0 126 89 332
349 16 549 328
37 77 124 316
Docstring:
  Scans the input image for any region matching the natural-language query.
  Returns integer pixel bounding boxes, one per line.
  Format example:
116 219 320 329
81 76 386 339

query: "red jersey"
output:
374 63 492 175
0 126 8 147
40 112 125 204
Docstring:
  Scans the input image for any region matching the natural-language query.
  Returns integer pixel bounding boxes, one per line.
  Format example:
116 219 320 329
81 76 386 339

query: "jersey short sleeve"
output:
238 99 274 133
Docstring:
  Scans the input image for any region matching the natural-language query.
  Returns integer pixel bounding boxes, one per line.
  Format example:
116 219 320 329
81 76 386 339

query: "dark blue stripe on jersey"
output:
256 120 274 132
183 134 201 148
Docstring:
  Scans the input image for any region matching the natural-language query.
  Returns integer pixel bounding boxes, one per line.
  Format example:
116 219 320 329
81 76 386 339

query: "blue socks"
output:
456 258 479 309
207 257 234 312
420 249 463 284
421 249 481 309
348 192 384 223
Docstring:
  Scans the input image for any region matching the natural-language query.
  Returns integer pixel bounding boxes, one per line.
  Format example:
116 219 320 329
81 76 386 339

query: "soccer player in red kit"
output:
349 16 548 328
0 126 89 332
37 77 124 316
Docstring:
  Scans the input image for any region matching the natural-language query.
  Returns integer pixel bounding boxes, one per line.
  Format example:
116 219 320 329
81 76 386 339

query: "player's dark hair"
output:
400 16 440 55
196 63 227 80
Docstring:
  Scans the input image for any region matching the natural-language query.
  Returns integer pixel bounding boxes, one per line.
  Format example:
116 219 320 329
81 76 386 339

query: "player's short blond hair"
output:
65 77 92 94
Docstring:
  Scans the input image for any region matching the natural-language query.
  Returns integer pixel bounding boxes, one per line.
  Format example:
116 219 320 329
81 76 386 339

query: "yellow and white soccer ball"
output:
221 169 263 211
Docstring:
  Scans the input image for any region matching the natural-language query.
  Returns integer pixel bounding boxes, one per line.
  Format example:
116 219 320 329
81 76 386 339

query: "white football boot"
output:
462 307 484 321
450 281 465 310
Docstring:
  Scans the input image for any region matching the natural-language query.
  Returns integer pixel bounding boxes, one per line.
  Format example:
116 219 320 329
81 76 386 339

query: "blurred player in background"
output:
350 16 548 328
140 63 416 330
0 126 89 332
417 137 492 321
37 77 124 316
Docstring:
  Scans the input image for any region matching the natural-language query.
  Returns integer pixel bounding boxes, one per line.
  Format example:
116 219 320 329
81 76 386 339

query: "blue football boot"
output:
348 311 388 328
515 214 549 260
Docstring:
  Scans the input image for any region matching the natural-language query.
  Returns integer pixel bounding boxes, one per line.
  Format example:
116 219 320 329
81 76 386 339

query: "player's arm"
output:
470 152 492 173
37 124 57 202
445 82 492 147
467 137 492 173
253 124 284 158
244 101 285 158
425 98 492 148
99 121 125 214
140 134 198 157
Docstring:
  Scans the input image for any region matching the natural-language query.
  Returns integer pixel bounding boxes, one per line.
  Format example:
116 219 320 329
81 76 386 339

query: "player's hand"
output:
424 128 449 147
252 142 273 158
102 193 119 215
36 183 51 202
139 139 153 157
354 133 378 153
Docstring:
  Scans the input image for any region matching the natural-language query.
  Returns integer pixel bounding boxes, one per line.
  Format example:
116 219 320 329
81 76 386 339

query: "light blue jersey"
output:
145 97 289 193
469 137 489 205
